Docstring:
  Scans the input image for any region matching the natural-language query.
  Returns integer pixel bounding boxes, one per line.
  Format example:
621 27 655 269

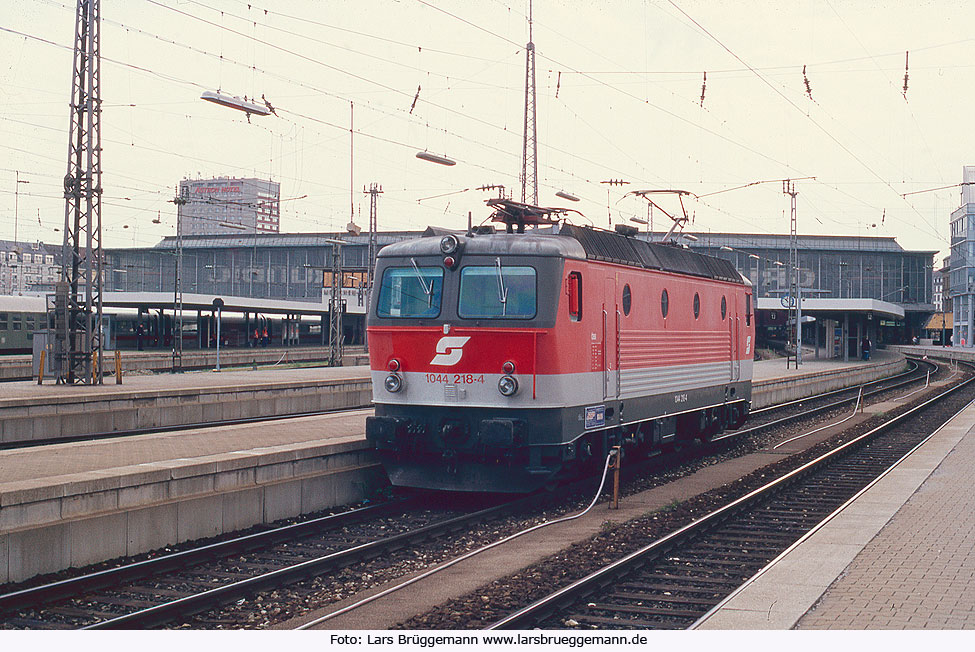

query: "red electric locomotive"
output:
365 201 754 492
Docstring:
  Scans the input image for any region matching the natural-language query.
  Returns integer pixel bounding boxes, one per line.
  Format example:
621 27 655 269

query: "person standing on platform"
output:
861 336 871 361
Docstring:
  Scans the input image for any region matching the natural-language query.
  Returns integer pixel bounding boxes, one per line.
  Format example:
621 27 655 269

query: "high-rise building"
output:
178 177 280 236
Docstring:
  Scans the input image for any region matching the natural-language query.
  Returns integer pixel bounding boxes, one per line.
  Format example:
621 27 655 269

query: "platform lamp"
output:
212 297 224 372
629 216 649 239
748 254 760 297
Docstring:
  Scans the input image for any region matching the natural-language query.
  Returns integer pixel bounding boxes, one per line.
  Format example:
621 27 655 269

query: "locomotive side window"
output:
622 284 632 316
693 293 701 319
376 266 444 318
661 289 669 318
746 293 752 325
567 271 582 321
459 265 536 319
721 296 727 320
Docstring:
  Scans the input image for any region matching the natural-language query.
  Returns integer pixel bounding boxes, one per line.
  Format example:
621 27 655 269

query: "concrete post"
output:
844 313 850 362
856 320 863 361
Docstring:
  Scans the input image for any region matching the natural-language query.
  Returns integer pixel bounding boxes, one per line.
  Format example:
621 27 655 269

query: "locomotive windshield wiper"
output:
495 257 508 316
410 257 434 306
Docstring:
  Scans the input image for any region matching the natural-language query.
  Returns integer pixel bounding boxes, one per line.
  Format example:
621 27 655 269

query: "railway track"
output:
487 360 974 630
708 356 938 446
0 495 524 629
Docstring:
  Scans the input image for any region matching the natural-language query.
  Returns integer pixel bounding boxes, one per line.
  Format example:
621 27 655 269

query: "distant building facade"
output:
178 177 280 236
949 166 975 345
934 255 949 313
0 240 60 295
683 231 935 344
102 227 936 346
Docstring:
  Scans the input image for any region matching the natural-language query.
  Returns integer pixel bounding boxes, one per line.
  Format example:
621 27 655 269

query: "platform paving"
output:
694 393 975 629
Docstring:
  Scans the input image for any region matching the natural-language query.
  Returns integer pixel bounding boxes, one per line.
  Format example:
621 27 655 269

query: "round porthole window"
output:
661 289 669 318
721 296 727 320
622 284 632 316
693 293 701 319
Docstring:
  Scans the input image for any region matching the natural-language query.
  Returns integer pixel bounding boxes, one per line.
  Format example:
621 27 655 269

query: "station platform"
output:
695 387 975 630
0 345 369 382
0 364 373 446
0 349 906 586
749 348 903 408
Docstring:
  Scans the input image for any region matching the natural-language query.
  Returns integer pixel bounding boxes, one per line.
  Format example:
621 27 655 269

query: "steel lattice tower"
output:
328 240 344 367
172 185 188 373
520 4 538 206
56 0 103 384
784 180 802 368
364 183 382 352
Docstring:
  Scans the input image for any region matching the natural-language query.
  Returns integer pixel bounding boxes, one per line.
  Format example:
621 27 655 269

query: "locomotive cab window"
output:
566 271 582 321
376 265 444 318
459 263 536 319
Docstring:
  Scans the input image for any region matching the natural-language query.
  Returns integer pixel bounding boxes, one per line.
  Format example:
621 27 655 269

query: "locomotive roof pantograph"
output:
486 198 580 233
382 197 743 285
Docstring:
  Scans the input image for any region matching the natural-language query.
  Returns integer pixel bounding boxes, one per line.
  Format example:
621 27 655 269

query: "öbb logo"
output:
430 336 471 367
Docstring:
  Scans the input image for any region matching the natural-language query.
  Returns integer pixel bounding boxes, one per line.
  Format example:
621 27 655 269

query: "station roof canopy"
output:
757 297 905 321
103 292 331 317
923 312 952 330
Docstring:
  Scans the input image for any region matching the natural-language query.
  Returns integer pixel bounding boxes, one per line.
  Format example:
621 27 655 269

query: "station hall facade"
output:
102 228 936 353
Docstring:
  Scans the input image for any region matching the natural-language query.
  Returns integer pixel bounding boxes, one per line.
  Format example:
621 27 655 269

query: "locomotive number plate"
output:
424 373 485 385
584 405 605 429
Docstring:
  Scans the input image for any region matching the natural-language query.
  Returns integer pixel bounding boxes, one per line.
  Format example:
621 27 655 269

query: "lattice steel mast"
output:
56 0 103 384
327 239 345 367
364 183 382 351
172 185 188 373
784 180 802 368
520 1 538 205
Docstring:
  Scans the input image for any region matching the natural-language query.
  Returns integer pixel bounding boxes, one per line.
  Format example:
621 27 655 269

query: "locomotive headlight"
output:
498 374 518 397
439 234 460 255
385 373 404 393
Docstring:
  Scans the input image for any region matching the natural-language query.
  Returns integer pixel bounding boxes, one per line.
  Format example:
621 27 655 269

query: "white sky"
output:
1 0 972 261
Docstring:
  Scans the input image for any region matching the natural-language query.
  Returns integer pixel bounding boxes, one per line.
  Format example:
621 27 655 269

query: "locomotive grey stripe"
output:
373 360 753 409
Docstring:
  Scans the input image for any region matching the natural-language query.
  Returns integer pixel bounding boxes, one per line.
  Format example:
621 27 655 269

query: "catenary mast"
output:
520 1 538 205
55 0 103 384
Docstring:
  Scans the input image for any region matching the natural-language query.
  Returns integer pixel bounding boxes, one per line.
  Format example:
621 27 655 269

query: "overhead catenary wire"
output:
663 0 944 242
1 2 955 248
